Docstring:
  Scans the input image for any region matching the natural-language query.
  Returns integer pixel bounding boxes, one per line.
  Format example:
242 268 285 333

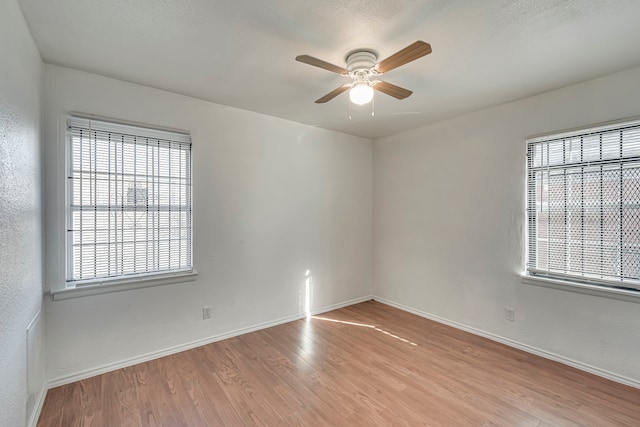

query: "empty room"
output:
2 0 640 426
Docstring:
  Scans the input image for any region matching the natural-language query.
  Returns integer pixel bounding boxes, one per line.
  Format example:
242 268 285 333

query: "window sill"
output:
50 270 198 301
521 274 640 303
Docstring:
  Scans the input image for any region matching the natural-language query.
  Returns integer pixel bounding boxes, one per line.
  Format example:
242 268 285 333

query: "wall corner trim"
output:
27 385 47 427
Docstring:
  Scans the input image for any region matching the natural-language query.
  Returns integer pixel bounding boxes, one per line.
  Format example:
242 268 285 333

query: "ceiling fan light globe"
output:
349 84 374 105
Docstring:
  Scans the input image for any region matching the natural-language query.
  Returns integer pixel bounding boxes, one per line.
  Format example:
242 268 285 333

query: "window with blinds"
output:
66 117 192 285
526 119 640 291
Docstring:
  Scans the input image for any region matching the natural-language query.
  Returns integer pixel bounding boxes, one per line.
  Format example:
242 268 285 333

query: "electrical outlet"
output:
505 307 516 322
202 306 211 320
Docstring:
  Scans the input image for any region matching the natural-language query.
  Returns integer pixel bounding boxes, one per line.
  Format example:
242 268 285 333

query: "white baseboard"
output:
373 296 640 390
310 295 373 316
47 295 372 388
27 384 47 427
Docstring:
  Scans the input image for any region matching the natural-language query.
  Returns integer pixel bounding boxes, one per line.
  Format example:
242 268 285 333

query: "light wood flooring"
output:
37 300 640 426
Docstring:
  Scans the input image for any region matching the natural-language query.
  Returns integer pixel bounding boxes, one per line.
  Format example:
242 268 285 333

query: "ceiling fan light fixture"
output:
349 84 374 105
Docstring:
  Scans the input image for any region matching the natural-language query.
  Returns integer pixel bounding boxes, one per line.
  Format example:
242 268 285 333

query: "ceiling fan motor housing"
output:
346 50 377 74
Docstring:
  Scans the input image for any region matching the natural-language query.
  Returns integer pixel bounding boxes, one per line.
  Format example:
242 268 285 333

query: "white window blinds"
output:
66 117 192 285
526 119 640 291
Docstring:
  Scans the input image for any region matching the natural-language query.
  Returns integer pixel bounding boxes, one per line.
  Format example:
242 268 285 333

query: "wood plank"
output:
37 301 640 426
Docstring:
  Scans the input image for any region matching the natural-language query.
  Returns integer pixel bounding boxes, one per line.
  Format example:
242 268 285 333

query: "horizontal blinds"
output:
67 117 192 284
526 120 640 291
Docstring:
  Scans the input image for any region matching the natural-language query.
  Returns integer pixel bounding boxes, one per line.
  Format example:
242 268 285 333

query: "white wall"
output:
43 65 372 382
374 66 640 384
0 0 45 425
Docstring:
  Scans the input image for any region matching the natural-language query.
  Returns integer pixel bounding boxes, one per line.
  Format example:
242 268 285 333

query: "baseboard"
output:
27 384 47 427
373 296 640 390
310 295 373 316
47 295 372 388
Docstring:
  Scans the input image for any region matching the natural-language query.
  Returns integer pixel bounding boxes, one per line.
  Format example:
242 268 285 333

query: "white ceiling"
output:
18 0 640 139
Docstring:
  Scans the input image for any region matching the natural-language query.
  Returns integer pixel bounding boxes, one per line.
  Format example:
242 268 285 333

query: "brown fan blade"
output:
374 41 432 74
315 85 351 103
373 81 413 99
296 55 349 75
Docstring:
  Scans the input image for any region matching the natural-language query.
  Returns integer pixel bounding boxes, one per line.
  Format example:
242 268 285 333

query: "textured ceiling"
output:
18 0 640 139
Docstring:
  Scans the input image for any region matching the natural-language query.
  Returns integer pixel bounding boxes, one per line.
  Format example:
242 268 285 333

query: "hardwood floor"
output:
37 300 640 426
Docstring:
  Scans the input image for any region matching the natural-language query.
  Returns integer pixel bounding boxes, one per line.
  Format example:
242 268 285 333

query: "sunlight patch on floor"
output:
312 316 418 346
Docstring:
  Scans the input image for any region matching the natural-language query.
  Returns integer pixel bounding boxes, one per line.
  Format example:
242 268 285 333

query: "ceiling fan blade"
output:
373 81 413 99
315 85 351 103
296 55 349 75
374 41 432 74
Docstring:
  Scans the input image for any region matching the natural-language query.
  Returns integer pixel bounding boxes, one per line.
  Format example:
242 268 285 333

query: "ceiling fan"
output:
296 41 432 105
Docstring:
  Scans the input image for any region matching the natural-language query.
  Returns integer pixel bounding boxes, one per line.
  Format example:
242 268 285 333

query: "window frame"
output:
52 115 197 300
523 117 640 302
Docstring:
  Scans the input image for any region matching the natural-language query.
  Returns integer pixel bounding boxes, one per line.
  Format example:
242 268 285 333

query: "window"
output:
66 117 192 287
526 119 640 292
